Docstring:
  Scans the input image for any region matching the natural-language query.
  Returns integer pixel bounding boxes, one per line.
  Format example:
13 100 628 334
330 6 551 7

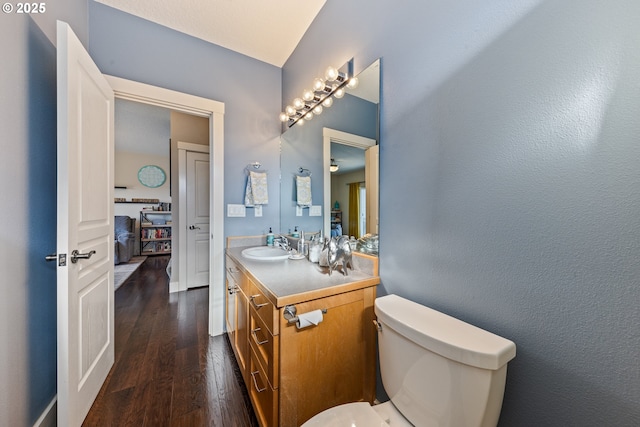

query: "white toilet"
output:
302 294 516 427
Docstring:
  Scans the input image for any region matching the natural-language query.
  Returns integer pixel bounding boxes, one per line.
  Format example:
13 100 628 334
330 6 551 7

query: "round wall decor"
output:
138 165 166 188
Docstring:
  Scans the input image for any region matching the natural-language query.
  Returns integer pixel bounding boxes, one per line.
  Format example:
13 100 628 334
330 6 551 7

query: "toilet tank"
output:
375 295 516 427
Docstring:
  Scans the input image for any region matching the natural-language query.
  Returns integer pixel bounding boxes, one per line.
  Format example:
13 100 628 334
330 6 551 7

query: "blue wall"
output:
284 0 640 425
1 1 88 425
88 1 283 238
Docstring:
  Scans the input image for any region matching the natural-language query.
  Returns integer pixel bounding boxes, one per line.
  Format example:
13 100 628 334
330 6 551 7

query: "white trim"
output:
323 128 376 149
177 148 187 292
105 75 224 116
107 76 225 337
177 140 210 153
169 281 180 293
209 111 225 336
33 396 57 427
322 128 376 235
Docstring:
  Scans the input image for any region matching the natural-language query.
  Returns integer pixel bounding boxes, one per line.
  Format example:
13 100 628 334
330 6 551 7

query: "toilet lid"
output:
301 402 388 427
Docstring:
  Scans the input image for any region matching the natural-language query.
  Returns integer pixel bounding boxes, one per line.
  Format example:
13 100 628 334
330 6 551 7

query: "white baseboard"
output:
33 396 56 427
169 280 181 293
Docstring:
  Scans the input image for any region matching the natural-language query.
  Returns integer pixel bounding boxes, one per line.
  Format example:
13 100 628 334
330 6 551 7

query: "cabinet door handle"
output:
249 295 269 309
250 370 267 393
251 327 269 345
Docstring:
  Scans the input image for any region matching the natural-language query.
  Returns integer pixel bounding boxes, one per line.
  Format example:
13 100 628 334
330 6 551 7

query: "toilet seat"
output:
301 402 387 427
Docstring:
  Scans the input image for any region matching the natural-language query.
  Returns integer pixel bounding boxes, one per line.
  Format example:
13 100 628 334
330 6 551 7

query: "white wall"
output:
114 151 171 218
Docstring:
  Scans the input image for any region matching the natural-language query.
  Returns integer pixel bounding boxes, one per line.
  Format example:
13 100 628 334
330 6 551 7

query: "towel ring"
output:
245 162 264 174
298 167 312 177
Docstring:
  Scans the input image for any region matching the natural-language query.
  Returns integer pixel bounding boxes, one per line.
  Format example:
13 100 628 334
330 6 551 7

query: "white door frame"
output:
105 75 226 336
176 141 210 293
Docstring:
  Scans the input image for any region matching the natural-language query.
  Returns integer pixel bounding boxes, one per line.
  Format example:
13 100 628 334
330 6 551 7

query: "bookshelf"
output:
140 210 172 256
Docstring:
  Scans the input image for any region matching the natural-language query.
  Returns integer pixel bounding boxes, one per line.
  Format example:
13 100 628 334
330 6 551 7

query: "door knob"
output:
45 253 67 266
189 225 201 230
71 249 96 263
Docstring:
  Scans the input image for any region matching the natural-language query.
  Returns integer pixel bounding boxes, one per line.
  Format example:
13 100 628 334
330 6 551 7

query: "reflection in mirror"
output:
280 59 380 248
322 129 376 238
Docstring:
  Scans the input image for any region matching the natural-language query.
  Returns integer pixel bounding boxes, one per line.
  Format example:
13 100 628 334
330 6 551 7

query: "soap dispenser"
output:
297 230 307 257
266 227 274 246
292 226 300 238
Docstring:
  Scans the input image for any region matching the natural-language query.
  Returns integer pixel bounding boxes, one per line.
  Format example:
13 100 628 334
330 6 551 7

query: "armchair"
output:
114 215 136 264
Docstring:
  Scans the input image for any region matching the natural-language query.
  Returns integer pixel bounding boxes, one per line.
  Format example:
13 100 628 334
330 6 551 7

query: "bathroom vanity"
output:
225 236 379 427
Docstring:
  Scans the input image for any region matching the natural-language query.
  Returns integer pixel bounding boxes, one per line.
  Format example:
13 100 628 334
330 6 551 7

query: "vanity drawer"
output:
249 345 278 427
225 255 242 284
247 277 279 335
249 304 279 389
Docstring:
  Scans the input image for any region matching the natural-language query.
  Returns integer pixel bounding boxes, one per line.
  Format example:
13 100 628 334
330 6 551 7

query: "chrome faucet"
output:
275 235 290 252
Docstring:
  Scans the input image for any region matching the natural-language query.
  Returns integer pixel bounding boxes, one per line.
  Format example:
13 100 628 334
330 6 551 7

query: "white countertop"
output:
226 245 380 307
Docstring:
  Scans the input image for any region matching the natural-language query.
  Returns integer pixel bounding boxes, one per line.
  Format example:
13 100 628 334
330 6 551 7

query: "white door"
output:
365 145 379 235
186 151 210 288
56 21 114 427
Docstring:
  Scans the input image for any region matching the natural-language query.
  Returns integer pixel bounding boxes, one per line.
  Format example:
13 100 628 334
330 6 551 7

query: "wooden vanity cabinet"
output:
225 251 377 427
225 256 238 346
278 286 377 426
225 255 250 382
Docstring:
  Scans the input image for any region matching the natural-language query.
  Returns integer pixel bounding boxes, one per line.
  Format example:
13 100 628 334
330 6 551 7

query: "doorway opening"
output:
106 74 225 337
114 100 211 293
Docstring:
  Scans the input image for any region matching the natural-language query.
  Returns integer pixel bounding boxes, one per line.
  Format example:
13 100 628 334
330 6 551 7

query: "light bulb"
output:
297 118 305 126
322 97 333 108
312 78 325 92
279 112 289 122
313 105 323 115
285 105 296 116
324 66 339 81
333 86 345 99
293 98 305 110
347 77 359 89
302 89 314 102
304 111 314 120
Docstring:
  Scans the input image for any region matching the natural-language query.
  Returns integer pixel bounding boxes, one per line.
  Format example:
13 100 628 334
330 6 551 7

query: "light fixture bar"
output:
280 60 356 128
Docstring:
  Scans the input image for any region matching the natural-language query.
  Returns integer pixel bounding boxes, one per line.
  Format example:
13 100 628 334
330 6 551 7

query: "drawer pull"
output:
250 295 269 309
226 266 240 274
250 370 267 393
251 327 269 345
227 284 238 295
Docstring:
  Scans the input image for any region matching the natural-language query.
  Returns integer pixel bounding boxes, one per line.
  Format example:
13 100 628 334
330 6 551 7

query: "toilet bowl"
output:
301 294 516 427
302 401 412 427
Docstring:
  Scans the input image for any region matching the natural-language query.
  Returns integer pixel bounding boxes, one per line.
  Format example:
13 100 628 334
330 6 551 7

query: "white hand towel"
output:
296 309 324 329
296 175 312 207
245 171 268 206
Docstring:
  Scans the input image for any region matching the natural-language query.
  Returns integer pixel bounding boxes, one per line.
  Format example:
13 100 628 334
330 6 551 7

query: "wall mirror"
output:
280 59 380 248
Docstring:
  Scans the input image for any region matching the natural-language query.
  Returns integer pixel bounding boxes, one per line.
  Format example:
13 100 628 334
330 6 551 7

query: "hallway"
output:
83 256 258 426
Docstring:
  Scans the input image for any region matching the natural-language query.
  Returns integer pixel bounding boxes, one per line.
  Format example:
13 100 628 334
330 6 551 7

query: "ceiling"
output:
95 0 326 67
331 143 366 175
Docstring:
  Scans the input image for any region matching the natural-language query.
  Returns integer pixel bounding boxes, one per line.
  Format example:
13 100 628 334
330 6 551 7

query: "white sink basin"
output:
241 246 290 261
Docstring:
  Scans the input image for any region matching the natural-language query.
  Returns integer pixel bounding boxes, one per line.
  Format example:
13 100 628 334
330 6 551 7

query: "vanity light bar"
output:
280 62 358 128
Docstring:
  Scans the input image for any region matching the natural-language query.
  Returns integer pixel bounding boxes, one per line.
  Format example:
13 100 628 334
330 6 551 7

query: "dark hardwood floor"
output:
83 255 259 427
